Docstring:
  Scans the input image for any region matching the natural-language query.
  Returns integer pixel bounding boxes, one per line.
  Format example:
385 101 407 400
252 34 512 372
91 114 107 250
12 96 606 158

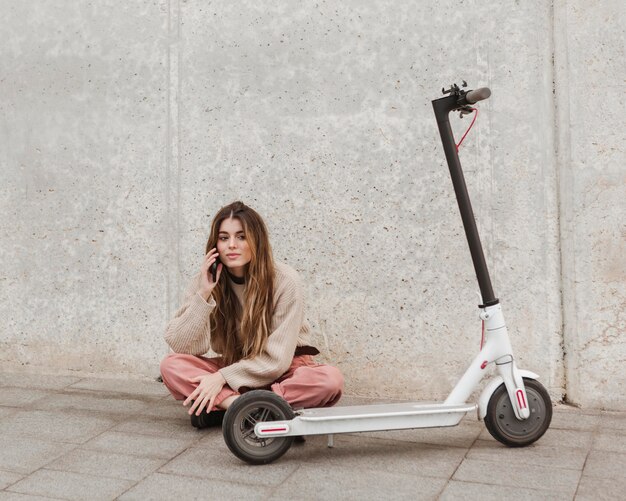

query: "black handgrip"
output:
465 87 491 104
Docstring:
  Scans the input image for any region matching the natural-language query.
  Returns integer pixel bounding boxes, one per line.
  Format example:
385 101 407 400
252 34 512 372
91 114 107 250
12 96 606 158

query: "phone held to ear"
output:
210 257 221 282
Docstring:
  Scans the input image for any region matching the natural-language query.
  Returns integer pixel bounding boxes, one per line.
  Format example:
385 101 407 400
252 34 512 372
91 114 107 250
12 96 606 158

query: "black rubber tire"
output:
222 390 295 465
484 378 552 447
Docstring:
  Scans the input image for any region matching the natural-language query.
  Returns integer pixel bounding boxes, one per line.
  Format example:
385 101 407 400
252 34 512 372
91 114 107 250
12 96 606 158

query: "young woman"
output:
160 201 344 428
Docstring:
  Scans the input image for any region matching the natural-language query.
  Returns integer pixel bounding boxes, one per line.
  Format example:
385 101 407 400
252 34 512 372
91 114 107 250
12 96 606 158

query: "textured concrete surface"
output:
553 1 626 409
0 1 624 410
0 1 170 377
0 373 625 500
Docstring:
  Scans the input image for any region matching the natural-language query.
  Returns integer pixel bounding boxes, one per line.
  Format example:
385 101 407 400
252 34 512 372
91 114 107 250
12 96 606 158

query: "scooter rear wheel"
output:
484 378 552 447
222 390 295 464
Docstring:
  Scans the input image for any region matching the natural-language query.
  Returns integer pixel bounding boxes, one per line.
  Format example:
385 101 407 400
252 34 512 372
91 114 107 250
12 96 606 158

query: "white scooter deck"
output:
255 402 477 438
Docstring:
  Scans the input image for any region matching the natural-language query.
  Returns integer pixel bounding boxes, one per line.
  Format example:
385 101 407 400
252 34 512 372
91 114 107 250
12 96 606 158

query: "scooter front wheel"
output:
484 378 552 447
222 390 295 465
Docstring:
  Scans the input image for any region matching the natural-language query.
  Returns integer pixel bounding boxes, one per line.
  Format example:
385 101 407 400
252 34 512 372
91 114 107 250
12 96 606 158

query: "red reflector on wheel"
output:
257 424 290 435
516 390 527 409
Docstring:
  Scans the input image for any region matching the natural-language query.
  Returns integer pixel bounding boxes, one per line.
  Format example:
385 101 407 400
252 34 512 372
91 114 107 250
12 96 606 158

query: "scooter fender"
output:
477 370 539 420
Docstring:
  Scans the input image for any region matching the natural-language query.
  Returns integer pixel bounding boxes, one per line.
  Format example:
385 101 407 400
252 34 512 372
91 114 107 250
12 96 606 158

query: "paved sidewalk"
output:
0 371 624 500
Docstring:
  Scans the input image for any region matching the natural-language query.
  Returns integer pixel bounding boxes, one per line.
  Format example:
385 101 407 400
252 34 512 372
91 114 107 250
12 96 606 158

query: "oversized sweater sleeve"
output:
163 272 215 355
218 271 304 391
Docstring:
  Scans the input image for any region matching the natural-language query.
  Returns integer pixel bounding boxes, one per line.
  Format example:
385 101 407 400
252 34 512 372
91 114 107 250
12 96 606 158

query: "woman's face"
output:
217 217 252 277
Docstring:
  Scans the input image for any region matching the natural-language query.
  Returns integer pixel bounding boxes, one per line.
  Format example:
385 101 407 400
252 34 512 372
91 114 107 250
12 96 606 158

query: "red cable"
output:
456 108 478 151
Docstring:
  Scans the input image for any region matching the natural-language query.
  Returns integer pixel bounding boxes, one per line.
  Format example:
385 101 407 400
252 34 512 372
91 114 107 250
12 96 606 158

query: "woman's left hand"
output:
183 372 227 416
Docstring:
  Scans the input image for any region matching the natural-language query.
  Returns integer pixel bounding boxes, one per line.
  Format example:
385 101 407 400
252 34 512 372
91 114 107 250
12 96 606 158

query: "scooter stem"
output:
432 91 498 306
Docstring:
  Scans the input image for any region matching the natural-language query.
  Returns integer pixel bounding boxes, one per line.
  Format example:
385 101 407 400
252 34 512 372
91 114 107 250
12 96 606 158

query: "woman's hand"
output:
198 248 223 301
183 372 227 416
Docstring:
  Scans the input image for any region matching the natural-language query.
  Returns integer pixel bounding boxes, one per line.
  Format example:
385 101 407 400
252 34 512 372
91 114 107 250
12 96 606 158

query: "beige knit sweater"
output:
164 262 313 391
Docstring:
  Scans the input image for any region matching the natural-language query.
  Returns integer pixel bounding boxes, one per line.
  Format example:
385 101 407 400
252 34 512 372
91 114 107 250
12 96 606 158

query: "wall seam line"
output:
552 0 573 404
176 0 181 305
165 0 181 341
165 0 171 322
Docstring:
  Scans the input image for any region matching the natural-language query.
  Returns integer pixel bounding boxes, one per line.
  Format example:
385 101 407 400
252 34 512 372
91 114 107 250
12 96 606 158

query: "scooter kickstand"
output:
327 434 334 448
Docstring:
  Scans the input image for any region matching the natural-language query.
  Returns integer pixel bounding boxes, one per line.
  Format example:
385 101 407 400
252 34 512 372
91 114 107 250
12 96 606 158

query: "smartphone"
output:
210 256 221 282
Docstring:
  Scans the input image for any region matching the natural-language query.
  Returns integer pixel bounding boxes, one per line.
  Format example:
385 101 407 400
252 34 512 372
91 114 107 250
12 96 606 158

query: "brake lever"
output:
459 105 474 118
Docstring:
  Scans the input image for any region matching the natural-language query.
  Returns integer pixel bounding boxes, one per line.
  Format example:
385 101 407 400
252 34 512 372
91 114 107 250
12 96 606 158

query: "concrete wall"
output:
0 1 623 410
554 0 626 408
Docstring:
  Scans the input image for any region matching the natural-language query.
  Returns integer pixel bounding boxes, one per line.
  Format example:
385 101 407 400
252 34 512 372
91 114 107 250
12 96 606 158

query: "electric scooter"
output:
221 83 553 464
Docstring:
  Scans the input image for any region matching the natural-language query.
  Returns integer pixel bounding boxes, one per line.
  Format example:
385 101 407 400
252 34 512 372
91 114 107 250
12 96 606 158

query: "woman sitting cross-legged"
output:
160 201 344 428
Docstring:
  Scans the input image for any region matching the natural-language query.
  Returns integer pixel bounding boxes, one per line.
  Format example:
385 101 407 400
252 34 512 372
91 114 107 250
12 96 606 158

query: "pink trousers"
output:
160 353 344 410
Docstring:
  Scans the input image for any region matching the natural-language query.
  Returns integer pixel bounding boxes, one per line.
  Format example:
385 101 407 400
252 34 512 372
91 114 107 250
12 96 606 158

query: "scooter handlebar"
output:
465 87 491 104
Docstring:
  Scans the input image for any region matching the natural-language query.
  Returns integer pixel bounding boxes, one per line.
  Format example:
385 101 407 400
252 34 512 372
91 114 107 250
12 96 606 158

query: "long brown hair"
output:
206 202 275 365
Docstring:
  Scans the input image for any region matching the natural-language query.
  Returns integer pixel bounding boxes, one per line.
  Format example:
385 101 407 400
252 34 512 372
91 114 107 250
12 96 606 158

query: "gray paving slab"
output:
6 469 134 501
0 436 76 475
355 417 483 448
31 392 152 416
67 378 169 397
600 411 626 431
0 374 82 391
453 458 581 497
117 472 269 500
2 372 625 500
45 448 167 482
141 399 193 420
159 446 300 487
479 425 594 449
440 480 571 501
0 492 65 501
582 450 626 480
0 410 117 444
190 428 230 449
111 416 203 440
533 427 595 449
81 430 199 459
284 434 468 479
467 439 589 470
550 408 601 431
575 475 626 501
268 463 448 500
0 407 19 420
0 389 51 408
0 470 23 490
592 431 626 453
